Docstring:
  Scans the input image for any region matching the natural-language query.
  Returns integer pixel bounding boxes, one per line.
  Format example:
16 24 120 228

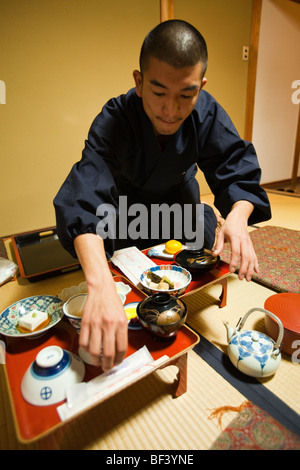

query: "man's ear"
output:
133 70 142 97
201 77 207 90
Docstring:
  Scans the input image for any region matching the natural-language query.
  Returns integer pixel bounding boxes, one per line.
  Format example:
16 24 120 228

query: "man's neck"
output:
156 133 172 151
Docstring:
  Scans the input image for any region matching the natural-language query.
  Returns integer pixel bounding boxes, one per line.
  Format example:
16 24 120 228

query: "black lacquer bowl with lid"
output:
137 292 187 339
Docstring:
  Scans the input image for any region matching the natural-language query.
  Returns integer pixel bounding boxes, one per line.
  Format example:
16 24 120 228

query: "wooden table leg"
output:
217 277 228 308
160 352 188 397
38 423 71 450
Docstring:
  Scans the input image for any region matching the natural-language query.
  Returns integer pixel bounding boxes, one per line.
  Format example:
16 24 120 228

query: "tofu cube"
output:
149 281 169 290
19 309 48 331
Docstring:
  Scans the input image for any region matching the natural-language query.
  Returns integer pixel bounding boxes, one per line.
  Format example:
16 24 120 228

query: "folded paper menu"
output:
110 246 156 286
57 346 169 421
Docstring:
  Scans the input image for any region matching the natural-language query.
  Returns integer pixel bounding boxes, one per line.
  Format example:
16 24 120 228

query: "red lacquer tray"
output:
2 276 199 443
110 249 230 300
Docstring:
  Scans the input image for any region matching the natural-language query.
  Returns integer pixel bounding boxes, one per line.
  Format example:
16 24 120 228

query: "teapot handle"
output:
237 307 284 350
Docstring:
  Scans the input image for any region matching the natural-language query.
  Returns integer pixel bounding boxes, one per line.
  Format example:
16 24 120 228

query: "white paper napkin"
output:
110 246 156 286
57 346 169 421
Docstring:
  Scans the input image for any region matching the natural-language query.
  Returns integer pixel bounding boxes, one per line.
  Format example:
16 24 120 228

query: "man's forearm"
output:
74 233 114 290
230 200 254 223
73 233 128 370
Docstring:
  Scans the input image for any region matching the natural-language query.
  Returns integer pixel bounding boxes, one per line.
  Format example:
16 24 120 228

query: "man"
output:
54 20 271 371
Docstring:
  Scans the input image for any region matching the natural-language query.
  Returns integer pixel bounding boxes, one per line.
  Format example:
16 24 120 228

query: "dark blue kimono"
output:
54 88 271 259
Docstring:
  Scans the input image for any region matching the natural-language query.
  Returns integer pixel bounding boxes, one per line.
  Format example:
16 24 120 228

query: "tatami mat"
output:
184 275 300 416
202 192 300 232
0 345 246 450
2 272 298 450
57 353 245 450
1 191 299 449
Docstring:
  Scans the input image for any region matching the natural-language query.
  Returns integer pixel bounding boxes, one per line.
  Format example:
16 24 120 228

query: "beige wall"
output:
0 0 253 237
175 0 253 195
0 0 159 237
176 0 252 134
252 0 300 184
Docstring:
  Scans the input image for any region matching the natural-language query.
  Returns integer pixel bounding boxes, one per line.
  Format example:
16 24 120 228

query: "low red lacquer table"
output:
1 275 199 446
110 249 230 308
2 244 230 447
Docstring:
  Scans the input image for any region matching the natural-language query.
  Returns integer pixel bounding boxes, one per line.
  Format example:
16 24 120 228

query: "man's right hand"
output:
74 234 128 371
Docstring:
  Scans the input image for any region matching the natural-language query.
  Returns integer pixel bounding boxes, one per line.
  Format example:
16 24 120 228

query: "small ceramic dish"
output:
0 295 63 338
147 243 187 260
124 302 143 330
115 281 131 304
58 281 87 303
21 345 85 406
115 281 131 297
59 281 130 305
140 265 191 297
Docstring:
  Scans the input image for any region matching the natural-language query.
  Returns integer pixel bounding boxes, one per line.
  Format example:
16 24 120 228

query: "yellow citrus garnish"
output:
165 239 182 254
125 307 137 321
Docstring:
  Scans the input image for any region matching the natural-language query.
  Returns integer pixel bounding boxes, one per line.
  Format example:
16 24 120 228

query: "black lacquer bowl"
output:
137 292 187 339
174 248 219 274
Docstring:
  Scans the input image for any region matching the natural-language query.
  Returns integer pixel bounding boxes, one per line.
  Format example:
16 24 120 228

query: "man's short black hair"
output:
140 20 208 78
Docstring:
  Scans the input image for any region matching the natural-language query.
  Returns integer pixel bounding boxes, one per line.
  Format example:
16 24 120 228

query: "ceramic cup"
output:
63 293 102 366
63 293 87 334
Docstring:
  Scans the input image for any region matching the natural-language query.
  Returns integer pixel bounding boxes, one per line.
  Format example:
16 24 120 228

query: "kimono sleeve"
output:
53 104 124 259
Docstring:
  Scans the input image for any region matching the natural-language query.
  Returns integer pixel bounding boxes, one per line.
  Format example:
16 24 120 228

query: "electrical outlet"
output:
243 46 249 61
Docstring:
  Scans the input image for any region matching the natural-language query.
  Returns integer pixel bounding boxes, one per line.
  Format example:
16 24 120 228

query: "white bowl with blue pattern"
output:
21 345 85 406
140 265 191 297
0 295 64 338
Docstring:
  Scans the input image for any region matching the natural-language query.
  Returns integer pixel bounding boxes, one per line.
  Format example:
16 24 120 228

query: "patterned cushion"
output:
220 226 300 293
210 401 300 450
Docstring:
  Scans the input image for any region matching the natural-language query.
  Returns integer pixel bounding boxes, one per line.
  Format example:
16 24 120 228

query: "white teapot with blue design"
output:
224 308 284 378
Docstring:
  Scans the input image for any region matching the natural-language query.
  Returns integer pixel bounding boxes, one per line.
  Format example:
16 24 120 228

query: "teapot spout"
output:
223 321 234 342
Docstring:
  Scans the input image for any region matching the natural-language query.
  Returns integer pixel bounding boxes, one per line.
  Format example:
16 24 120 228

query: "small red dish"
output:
264 293 300 356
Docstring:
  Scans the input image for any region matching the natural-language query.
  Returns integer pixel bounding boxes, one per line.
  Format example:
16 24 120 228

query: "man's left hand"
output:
212 201 259 282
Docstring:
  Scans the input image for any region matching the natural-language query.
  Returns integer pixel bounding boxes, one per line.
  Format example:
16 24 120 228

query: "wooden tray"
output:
2 276 199 443
11 227 80 282
110 248 230 305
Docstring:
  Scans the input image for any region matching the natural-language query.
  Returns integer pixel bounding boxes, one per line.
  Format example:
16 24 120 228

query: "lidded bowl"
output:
175 247 219 274
137 292 187 339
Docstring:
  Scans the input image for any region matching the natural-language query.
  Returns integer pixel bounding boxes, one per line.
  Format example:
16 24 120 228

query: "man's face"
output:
133 56 207 137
